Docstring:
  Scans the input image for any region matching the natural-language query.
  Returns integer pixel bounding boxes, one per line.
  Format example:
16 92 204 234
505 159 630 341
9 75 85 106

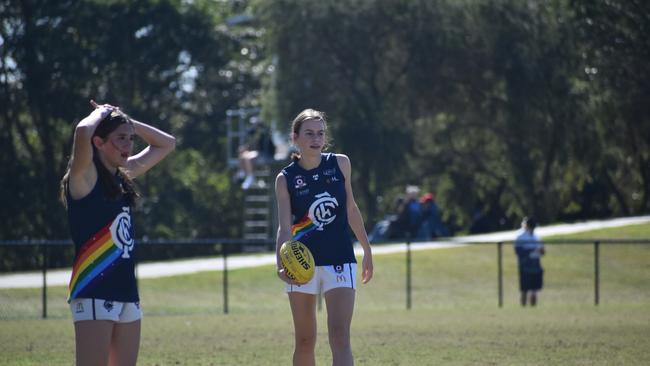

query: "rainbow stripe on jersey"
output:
68 222 123 300
292 214 318 240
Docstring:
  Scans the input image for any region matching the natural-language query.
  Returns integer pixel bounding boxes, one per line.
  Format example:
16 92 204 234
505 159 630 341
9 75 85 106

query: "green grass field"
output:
1 223 649 365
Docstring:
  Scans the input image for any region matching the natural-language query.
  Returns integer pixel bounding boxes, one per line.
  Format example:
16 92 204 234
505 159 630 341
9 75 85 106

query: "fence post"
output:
41 242 48 319
497 241 503 308
223 243 229 314
406 237 412 310
594 241 600 306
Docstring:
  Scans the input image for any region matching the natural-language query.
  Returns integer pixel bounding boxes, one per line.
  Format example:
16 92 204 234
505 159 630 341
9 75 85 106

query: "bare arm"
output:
337 154 374 284
274 173 298 284
125 119 176 179
67 101 114 199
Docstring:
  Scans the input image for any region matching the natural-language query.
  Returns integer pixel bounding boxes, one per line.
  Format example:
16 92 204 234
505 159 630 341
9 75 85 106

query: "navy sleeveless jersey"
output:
66 170 138 302
282 153 356 265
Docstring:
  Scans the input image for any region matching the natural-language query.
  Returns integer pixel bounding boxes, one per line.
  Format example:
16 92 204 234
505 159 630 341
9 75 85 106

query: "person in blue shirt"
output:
514 216 545 306
274 108 373 366
418 192 449 239
60 100 175 365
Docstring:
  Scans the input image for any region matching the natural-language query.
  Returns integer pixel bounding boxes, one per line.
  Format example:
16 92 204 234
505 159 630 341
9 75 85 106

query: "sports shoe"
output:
241 175 255 189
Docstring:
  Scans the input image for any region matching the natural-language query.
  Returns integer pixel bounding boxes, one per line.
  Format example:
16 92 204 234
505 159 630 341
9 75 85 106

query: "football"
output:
280 240 315 284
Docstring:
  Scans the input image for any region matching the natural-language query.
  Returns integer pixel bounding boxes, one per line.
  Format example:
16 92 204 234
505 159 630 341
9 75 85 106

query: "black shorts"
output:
519 270 543 292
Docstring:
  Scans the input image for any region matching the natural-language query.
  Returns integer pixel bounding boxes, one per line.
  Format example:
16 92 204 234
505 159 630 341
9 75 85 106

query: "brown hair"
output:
60 110 140 208
289 108 328 162
523 216 537 230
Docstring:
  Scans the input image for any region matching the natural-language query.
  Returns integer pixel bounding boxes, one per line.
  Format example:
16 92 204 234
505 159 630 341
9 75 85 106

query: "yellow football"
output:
280 240 315 284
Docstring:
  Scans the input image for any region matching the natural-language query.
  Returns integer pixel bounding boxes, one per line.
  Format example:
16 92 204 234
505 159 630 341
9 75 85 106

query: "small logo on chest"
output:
294 175 307 189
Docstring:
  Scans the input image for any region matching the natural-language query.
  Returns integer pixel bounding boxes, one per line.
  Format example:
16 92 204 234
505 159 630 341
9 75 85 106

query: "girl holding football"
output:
275 108 374 366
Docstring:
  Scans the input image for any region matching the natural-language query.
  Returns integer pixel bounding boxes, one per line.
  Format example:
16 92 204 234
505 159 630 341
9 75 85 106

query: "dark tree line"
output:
0 0 648 254
257 0 649 232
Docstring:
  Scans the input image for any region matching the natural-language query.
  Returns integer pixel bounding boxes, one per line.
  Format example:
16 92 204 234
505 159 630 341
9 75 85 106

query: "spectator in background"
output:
368 196 405 242
396 185 422 240
514 216 545 306
238 116 276 189
418 192 448 239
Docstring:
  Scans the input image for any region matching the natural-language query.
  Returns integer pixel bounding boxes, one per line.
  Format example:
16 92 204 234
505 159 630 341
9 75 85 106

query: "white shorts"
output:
286 263 357 295
70 298 142 323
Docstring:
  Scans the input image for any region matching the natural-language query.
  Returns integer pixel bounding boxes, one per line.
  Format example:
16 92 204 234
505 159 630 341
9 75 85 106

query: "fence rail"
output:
1 238 649 318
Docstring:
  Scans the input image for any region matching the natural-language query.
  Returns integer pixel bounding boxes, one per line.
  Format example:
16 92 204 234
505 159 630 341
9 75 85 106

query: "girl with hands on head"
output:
60 100 175 366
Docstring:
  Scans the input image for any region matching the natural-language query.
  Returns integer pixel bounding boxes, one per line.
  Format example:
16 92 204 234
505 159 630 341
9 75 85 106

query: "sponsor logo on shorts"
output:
135 301 140 309
334 265 347 283
75 302 84 313
104 300 114 312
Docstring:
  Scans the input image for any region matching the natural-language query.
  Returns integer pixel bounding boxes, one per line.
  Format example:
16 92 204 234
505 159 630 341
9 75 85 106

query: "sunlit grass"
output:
1 222 648 365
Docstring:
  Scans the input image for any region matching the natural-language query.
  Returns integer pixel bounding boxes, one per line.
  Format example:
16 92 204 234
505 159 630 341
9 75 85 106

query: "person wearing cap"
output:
418 192 448 239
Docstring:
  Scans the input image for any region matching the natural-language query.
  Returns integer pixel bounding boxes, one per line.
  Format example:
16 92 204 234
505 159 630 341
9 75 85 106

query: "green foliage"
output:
256 0 650 232
571 0 650 215
0 0 261 240
0 0 648 243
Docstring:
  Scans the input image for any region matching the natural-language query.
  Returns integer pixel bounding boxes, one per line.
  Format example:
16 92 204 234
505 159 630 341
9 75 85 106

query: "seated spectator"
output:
238 117 276 189
418 192 449 239
396 185 422 240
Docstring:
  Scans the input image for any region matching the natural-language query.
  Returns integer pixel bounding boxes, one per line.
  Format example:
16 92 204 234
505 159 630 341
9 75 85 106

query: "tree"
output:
571 0 650 215
0 0 262 240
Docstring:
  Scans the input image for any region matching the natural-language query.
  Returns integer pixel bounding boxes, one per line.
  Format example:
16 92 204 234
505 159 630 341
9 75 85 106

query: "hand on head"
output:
90 99 118 119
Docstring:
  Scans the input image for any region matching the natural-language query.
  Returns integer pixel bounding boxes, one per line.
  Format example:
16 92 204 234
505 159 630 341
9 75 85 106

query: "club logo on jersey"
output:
110 207 134 258
294 175 307 189
308 192 339 230
312 174 319 181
